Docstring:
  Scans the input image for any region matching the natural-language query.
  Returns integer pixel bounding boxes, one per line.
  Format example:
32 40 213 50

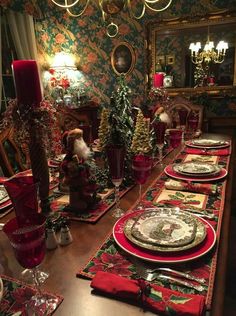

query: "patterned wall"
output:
1 0 236 115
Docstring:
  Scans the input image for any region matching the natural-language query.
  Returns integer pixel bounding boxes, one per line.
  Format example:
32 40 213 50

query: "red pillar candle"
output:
153 72 164 88
12 60 42 108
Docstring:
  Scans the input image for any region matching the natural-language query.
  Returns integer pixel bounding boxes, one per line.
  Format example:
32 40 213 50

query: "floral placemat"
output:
0 274 63 316
50 185 134 223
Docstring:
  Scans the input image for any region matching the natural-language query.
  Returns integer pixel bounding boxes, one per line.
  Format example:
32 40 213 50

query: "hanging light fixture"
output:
189 26 228 65
51 0 172 37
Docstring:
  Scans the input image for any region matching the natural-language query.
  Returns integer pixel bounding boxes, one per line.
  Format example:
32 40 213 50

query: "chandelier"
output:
189 27 228 65
51 0 172 37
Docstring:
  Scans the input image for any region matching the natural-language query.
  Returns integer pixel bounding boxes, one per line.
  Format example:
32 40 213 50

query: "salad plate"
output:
124 209 206 252
173 162 221 176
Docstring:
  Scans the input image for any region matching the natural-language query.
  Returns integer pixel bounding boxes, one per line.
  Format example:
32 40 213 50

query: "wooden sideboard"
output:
58 102 99 143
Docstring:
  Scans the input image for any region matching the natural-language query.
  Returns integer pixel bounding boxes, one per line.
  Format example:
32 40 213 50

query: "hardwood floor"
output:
223 215 236 315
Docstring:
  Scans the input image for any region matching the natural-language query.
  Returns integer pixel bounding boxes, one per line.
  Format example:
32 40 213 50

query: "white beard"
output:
73 138 91 160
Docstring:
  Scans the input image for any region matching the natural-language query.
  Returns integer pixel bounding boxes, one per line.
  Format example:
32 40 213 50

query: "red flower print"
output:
87 52 98 63
41 33 49 42
213 199 221 210
88 252 132 277
12 287 35 303
119 24 131 35
78 20 86 27
55 33 66 44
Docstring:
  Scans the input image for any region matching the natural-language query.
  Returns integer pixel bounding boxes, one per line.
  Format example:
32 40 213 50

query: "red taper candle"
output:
12 60 42 108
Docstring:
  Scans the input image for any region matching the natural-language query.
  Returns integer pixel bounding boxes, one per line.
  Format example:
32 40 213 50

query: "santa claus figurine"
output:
60 128 100 213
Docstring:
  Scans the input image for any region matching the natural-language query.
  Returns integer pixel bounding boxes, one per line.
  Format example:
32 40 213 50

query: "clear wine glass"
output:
178 109 188 142
153 121 167 165
106 145 126 218
187 112 199 140
132 155 152 210
3 213 58 315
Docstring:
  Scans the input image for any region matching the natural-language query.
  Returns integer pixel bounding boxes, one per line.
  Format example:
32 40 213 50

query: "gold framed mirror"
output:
146 11 236 95
111 41 136 76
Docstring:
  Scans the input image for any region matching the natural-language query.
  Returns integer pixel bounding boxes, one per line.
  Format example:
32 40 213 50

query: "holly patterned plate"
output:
173 162 221 176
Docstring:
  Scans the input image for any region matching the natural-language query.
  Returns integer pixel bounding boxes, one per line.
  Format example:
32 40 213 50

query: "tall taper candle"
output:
12 60 42 108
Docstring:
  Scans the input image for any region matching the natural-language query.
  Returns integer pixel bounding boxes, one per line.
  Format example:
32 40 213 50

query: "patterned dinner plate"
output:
113 210 216 263
130 209 197 247
186 139 230 149
164 164 227 182
173 162 221 176
124 209 206 252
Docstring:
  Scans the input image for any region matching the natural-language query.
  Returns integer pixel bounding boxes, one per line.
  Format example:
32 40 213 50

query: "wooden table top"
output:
0 133 234 316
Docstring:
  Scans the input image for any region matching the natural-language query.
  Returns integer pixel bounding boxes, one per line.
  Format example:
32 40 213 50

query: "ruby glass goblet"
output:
106 145 126 218
153 121 167 165
3 213 58 315
132 155 152 209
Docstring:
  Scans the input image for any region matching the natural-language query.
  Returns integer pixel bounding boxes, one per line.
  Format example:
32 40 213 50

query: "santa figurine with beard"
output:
60 128 100 213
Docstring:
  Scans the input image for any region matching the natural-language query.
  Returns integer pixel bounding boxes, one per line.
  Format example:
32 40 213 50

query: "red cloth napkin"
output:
91 271 205 316
185 147 230 156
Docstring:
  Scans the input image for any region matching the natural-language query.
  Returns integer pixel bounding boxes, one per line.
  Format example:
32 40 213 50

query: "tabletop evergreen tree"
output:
131 109 152 155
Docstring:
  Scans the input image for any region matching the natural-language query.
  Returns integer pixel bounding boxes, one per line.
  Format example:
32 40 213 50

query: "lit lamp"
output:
46 52 79 107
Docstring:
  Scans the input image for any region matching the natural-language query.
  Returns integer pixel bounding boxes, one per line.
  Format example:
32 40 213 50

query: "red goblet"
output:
3 213 58 314
153 121 167 165
132 155 152 209
106 145 126 218
2 175 49 283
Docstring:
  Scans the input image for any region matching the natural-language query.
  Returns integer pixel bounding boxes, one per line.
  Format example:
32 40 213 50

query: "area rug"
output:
0 274 63 316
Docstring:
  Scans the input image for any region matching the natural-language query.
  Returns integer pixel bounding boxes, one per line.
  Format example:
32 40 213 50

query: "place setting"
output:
164 161 227 182
113 207 216 264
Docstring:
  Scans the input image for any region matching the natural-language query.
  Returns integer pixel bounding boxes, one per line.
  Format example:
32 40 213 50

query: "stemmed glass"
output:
106 145 126 218
153 121 167 165
3 213 58 314
132 155 152 210
178 109 188 142
188 112 199 140
2 175 49 284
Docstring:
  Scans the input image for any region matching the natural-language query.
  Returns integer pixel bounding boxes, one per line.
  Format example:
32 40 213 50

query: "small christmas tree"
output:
98 107 110 150
131 109 152 155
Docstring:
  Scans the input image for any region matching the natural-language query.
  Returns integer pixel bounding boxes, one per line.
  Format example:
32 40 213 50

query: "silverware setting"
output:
136 266 206 292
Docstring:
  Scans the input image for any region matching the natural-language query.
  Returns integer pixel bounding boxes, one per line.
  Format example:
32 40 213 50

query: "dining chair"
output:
0 127 30 176
168 96 205 132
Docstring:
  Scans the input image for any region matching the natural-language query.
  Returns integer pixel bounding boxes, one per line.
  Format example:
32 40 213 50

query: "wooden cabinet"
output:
58 102 99 143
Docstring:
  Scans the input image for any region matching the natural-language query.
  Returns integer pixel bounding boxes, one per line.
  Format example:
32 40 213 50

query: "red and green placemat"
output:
50 185 134 223
0 274 63 316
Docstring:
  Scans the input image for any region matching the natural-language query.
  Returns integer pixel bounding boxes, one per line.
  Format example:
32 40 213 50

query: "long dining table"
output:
0 133 234 316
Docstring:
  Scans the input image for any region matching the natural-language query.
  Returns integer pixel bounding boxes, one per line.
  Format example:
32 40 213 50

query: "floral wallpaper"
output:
1 0 236 115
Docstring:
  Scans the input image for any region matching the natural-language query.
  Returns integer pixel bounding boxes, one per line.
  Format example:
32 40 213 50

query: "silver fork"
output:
137 269 206 292
143 267 206 285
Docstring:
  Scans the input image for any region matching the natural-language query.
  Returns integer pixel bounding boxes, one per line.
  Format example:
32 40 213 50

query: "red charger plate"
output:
113 210 216 263
164 164 227 182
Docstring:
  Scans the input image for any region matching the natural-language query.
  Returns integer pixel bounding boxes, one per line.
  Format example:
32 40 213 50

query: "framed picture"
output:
111 42 135 76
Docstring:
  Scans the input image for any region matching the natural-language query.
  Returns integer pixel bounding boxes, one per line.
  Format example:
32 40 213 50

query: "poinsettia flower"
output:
12 287 35 303
88 252 132 277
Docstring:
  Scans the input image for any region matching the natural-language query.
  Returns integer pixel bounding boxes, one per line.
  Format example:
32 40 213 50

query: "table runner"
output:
49 147 174 223
0 274 63 316
77 145 230 312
